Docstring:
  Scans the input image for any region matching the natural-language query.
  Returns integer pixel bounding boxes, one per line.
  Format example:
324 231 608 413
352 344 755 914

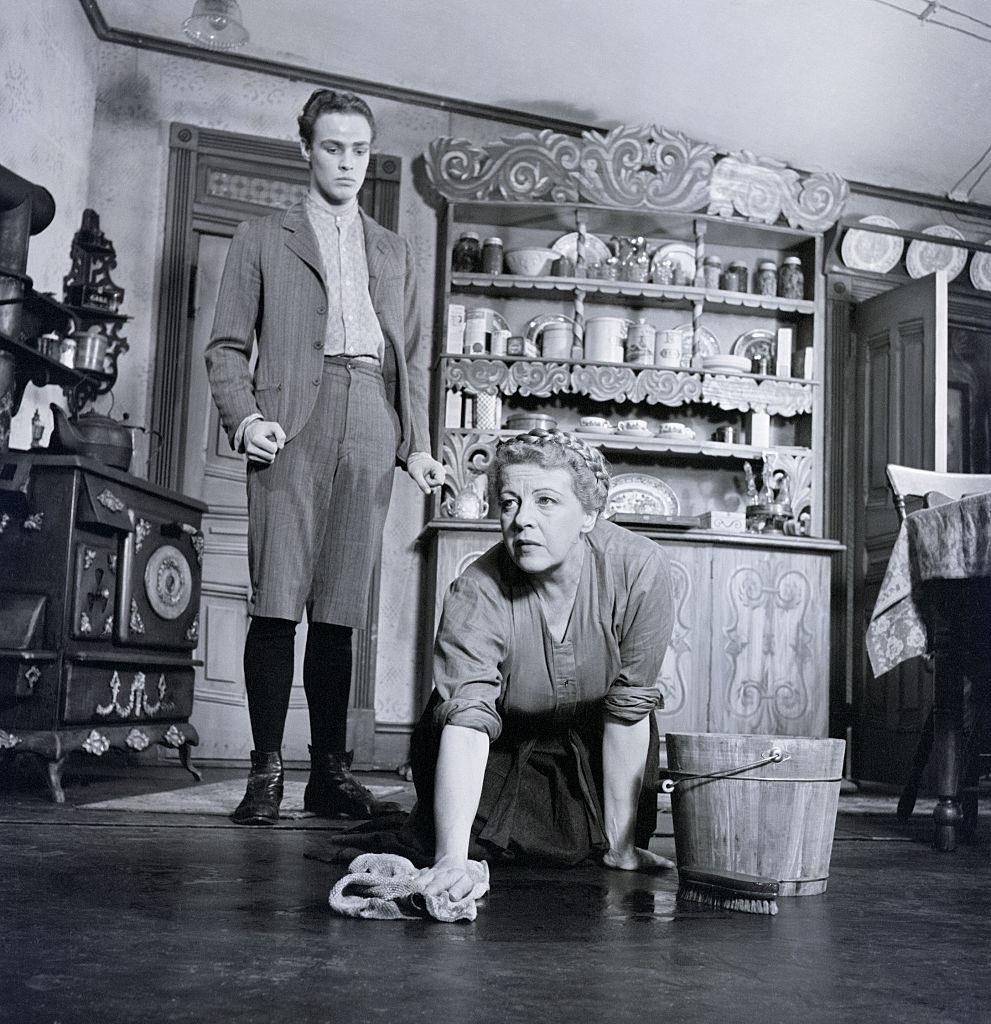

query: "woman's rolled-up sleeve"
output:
431 571 507 741
603 547 675 722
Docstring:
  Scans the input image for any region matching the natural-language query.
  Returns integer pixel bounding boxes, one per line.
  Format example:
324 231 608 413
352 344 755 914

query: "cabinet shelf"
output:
443 425 811 461
450 272 815 316
441 355 815 416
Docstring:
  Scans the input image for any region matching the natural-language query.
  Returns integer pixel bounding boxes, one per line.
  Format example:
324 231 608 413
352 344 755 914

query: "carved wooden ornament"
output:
426 127 848 231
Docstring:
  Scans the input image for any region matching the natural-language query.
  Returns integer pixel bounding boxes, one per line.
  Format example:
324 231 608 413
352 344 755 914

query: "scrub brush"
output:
676 865 779 916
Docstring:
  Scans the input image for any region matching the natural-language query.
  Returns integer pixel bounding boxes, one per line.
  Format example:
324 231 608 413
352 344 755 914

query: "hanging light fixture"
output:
182 0 249 51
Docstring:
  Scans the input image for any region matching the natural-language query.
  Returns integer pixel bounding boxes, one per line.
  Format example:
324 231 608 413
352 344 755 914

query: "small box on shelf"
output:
445 304 466 354
793 347 815 380
775 327 793 378
747 411 771 448
698 510 746 532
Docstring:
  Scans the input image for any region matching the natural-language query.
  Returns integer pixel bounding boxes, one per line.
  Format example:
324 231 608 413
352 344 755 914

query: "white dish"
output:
581 425 615 435
614 428 654 438
969 239 991 291
673 322 720 367
551 231 612 268
505 247 559 276
604 473 680 518
906 225 967 281
840 215 904 273
650 242 696 284
703 354 751 373
730 328 776 362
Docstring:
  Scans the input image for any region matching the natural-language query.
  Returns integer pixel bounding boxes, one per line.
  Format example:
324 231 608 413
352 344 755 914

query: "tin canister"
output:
625 319 655 365
490 328 509 357
464 311 488 354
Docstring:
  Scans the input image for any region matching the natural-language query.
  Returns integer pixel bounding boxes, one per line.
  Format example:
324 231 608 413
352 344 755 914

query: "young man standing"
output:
205 90 444 825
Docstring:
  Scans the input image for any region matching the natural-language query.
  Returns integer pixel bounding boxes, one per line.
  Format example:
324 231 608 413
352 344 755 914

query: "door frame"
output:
826 269 988 780
148 122 401 763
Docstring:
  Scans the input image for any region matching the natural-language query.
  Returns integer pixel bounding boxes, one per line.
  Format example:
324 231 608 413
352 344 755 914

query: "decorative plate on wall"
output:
905 225 968 281
968 239 991 291
650 242 696 284
673 322 720 367
551 231 612 267
840 215 904 273
604 473 680 519
731 328 777 362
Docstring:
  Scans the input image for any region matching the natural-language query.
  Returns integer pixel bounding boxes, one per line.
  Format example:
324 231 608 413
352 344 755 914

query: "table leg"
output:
931 648 964 852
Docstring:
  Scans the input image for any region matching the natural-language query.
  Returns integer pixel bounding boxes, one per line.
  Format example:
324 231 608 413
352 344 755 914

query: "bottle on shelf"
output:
480 236 504 275
451 231 481 273
779 256 804 299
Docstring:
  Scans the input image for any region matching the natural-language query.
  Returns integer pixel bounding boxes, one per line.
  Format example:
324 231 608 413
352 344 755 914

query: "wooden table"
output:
868 491 991 851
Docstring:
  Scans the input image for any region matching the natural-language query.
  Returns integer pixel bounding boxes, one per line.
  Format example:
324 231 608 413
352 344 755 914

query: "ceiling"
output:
95 0 991 206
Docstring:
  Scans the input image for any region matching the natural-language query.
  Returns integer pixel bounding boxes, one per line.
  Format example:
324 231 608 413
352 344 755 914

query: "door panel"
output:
852 272 947 783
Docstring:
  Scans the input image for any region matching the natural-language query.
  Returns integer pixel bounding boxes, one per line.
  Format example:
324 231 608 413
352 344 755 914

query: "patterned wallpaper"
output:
1 1 99 449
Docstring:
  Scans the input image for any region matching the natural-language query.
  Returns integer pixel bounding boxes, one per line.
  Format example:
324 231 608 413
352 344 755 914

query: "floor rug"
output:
78 779 408 818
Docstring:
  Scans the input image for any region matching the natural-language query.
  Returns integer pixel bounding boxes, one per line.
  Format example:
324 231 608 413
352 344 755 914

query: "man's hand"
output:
243 419 286 464
407 455 446 495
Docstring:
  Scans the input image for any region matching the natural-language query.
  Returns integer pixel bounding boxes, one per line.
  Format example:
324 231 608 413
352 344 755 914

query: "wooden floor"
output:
1 756 987 1024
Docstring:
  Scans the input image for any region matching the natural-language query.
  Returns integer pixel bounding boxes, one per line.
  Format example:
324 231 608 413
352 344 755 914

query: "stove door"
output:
116 513 202 651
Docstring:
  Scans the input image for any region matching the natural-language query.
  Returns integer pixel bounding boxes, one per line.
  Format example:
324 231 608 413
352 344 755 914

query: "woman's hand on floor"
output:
416 855 478 900
602 847 675 873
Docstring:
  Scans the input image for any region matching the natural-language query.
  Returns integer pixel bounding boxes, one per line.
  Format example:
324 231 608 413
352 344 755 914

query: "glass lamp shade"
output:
182 0 249 50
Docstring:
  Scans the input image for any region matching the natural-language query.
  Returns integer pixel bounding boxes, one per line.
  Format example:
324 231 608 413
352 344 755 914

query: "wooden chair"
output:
884 464 991 845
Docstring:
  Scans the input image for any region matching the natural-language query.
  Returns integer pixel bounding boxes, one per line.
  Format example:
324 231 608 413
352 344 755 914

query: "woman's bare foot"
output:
602 847 675 872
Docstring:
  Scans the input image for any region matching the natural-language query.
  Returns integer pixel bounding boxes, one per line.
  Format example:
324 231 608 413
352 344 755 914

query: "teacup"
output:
617 419 649 433
657 422 694 439
580 416 611 431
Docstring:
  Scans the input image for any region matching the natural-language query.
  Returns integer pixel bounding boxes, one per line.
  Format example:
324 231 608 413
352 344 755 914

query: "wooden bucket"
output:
665 732 846 897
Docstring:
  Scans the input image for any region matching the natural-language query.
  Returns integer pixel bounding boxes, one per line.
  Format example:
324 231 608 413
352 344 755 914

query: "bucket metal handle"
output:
659 746 790 794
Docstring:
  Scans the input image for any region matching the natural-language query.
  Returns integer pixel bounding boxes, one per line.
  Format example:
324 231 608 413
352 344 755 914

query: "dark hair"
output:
298 89 376 147
493 429 611 515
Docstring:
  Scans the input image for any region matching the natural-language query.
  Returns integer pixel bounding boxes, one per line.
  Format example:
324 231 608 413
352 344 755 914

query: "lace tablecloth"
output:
867 490 991 677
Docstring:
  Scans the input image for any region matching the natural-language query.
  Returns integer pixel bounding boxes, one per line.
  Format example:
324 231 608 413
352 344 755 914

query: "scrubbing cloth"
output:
329 853 490 923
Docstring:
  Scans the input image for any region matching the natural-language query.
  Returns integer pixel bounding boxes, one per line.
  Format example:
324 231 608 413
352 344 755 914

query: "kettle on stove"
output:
49 403 136 471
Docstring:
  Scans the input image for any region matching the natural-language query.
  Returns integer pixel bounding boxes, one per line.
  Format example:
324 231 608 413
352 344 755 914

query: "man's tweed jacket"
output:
204 201 430 466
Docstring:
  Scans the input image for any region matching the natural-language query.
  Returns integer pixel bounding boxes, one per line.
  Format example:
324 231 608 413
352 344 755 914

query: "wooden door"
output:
851 272 948 783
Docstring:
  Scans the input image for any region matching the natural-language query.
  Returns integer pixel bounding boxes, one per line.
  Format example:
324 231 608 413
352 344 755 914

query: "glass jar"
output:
721 265 742 292
480 236 504 275
652 258 674 286
451 231 481 273
728 260 749 292
703 255 723 290
779 256 805 299
756 260 778 297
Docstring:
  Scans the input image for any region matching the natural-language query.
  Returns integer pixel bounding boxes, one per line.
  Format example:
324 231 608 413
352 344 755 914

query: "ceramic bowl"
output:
701 353 751 373
505 247 559 277
504 412 557 432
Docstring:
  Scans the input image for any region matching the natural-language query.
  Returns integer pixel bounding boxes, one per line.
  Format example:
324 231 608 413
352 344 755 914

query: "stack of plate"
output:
701 354 750 373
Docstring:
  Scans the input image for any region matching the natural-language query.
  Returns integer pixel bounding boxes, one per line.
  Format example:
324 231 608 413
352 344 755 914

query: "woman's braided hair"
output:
493 428 611 514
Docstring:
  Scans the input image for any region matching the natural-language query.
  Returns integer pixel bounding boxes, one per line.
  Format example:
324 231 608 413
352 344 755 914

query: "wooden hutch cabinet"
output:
419 126 847 741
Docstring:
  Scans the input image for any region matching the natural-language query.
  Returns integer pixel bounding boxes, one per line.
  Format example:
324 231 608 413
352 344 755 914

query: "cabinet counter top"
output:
423 518 845 554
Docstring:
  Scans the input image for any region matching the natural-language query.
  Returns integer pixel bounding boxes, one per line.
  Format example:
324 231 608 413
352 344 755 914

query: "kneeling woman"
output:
409 429 675 898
